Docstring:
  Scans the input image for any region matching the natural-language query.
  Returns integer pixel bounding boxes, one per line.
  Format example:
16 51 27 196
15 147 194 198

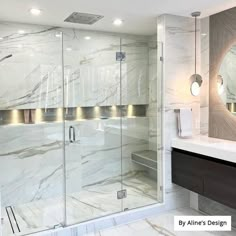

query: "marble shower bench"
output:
131 150 157 171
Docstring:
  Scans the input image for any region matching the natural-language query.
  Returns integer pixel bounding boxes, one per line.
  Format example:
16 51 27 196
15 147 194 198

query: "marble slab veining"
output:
0 22 153 109
200 17 209 136
157 14 201 190
1 172 158 236
3 185 188 236
93 207 236 236
0 117 151 207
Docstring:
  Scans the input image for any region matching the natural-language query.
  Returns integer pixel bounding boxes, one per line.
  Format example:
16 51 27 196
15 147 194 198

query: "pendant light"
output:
190 12 202 96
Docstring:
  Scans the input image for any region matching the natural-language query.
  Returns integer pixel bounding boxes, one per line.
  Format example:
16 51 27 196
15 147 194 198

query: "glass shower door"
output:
0 24 65 235
63 29 123 225
0 22 163 236
120 36 163 210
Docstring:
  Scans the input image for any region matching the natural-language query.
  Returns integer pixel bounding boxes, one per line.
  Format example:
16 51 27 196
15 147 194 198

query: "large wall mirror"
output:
218 45 236 114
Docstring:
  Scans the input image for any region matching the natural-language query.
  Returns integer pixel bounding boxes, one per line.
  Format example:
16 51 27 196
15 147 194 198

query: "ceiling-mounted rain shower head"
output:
64 12 104 25
191 12 201 17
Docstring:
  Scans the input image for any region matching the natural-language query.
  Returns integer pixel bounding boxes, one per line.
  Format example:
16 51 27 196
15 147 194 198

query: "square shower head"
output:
64 12 104 25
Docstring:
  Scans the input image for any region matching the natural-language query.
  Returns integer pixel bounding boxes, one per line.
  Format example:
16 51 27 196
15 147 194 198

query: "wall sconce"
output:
217 75 224 95
190 12 203 96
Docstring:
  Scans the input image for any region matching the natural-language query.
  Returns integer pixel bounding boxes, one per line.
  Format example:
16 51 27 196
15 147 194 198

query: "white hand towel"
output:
178 108 193 137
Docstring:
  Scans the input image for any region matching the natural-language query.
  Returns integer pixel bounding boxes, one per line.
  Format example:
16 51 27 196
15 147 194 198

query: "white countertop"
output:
172 135 236 164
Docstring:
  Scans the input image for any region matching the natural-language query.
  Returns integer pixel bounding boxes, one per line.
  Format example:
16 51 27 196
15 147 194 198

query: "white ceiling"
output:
0 0 236 35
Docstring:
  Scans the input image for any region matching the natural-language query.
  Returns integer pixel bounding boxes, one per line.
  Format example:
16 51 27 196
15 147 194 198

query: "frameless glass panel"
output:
121 35 163 210
0 23 64 235
157 41 164 204
63 29 122 225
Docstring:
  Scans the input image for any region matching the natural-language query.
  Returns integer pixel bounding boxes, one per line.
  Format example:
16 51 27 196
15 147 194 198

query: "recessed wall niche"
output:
209 7 236 141
0 105 147 125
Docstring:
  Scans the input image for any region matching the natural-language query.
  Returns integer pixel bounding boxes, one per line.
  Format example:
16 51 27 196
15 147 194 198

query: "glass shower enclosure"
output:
0 22 163 236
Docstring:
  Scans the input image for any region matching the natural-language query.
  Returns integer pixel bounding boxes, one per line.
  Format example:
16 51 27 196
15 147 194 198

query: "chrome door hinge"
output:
160 56 164 62
116 52 126 61
53 223 64 229
117 189 127 199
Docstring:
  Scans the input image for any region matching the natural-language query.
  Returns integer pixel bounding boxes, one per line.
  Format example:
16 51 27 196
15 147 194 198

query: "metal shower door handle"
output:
69 126 76 143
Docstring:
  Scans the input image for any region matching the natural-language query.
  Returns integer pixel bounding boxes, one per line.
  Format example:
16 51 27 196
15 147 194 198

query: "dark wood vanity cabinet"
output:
172 149 236 209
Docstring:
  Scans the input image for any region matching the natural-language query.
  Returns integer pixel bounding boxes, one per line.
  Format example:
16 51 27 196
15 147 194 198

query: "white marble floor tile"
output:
96 208 235 236
3 205 235 236
2 173 158 236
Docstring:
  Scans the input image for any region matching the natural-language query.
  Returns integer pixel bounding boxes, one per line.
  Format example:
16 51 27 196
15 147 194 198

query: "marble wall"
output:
0 22 150 109
200 17 210 135
157 14 201 190
147 35 158 151
157 16 211 216
0 21 158 203
0 122 64 206
0 118 149 207
0 23 63 109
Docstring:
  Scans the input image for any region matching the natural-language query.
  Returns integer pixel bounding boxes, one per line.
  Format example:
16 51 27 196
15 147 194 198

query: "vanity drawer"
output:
172 171 203 194
203 158 236 181
171 148 236 209
204 176 236 209
203 160 236 209
172 149 204 194
172 149 204 174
